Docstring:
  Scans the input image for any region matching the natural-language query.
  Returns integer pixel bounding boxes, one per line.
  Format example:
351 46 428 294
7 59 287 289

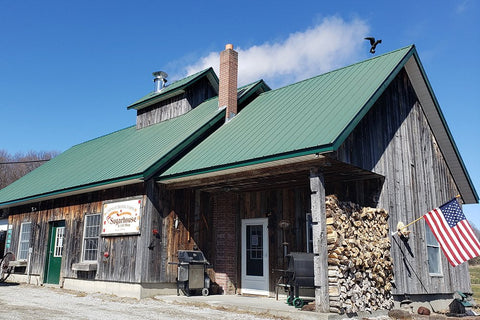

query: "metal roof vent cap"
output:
153 71 168 92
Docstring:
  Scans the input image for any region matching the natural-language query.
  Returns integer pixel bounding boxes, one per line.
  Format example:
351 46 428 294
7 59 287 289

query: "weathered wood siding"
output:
166 187 312 292
136 77 216 129
335 69 471 295
160 188 202 283
6 184 146 283
157 186 314 293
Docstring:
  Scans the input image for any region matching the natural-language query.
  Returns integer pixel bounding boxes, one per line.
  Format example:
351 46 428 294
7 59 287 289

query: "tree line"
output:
0 150 59 190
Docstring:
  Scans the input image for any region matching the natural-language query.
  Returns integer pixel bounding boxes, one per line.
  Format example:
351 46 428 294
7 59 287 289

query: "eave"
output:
127 68 219 111
0 175 143 209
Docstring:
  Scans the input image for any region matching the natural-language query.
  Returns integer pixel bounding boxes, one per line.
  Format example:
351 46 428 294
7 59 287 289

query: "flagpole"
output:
393 194 461 235
399 216 424 231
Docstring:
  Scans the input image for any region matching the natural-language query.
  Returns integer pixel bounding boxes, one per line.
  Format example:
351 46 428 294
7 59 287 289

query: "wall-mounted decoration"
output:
102 198 142 236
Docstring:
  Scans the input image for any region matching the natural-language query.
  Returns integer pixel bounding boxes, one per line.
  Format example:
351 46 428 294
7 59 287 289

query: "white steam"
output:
185 17 370 88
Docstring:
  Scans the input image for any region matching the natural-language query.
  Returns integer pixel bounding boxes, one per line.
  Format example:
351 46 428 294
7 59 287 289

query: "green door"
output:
44 221 65 284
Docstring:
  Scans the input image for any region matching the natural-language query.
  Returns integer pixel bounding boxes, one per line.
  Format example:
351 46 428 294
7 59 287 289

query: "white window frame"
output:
82 214 101 262
54 227 65 257
425 221 443 276
18 222 32 261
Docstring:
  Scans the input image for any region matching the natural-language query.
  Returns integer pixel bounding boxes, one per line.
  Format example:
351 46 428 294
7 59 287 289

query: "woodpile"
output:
325 195 394 314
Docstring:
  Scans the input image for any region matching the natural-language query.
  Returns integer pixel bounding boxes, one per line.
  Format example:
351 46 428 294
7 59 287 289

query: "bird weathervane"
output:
365 37 382 54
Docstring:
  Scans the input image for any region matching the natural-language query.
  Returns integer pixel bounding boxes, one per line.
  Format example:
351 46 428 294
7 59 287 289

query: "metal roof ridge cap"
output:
259 45 415 96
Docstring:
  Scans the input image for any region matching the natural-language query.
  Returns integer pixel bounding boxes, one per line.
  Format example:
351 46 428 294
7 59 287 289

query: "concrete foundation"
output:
6 274 177 299
393 293 455 313
7 274 41 286
63 278 177 299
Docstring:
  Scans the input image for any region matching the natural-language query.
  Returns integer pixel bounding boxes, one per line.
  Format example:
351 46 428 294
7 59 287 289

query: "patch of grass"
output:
470 265 480 285
470 265 480 306
472 284 480 299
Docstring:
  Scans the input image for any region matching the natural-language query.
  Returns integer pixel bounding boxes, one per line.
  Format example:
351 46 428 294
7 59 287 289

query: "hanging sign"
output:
102 198 142 236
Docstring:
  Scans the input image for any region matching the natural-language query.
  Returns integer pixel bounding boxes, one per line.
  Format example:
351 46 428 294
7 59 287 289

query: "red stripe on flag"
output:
451 225 475 260
425 210 461 266
458 221 480 256
423 198 480 266
434 208 469 264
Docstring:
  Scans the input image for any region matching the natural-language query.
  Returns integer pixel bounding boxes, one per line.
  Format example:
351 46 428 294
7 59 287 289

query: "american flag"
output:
424 197 480 267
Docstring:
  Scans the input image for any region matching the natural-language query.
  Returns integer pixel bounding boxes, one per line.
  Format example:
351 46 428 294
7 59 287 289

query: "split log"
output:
325 195 394 313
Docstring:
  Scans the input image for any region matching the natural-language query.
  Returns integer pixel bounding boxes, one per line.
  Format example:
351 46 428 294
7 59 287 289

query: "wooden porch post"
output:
309 168 329 313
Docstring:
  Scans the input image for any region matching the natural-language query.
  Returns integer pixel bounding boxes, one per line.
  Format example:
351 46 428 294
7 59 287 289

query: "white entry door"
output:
241 218 269 295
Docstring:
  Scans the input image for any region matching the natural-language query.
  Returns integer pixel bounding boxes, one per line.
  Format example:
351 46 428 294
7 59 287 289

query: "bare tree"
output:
0 150 59 189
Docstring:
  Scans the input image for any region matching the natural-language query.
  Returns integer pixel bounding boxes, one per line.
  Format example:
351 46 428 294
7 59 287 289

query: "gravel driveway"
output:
0 283 279 320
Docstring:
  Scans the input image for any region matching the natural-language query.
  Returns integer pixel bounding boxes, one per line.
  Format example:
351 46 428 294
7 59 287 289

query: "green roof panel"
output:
0 78 272 207
161 46 414 178
0 98 223 206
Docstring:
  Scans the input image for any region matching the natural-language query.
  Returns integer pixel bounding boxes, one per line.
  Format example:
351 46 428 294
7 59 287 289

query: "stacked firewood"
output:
325 195 394 314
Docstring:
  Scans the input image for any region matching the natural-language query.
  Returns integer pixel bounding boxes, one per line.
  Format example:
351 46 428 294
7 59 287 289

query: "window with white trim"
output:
82 214 101 261
425 221 442 275
18 222 32 260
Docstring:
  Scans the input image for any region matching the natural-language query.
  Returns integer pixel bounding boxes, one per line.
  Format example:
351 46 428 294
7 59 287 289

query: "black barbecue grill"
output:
283 252 314 308
170 250 211 296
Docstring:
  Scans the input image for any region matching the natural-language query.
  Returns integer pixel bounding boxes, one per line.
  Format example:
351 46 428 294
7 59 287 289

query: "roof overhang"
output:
160 154 321 188
127 69 219 111
160 153 383 192
0 177 143 210
128 89 186 111
404 54 478 204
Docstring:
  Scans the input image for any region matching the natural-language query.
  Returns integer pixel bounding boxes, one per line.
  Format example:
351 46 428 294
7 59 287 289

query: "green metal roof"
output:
3 45 476 207
127 68 218 110
237 79 270 105
161 46 415 179
0 98 224 207
0 78 271 208
159 45 478 203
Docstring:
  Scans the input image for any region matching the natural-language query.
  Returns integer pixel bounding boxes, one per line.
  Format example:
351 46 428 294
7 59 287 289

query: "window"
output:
425 221 442 275
247 225 263 260
18 222 32 260
54 227 65 257
82 214 101 261
306 213 313 253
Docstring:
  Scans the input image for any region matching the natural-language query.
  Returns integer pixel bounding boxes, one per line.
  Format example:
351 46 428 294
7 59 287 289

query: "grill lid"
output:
177 250 208 263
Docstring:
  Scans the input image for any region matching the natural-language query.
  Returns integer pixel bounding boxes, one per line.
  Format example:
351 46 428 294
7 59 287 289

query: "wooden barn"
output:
0 44 477 313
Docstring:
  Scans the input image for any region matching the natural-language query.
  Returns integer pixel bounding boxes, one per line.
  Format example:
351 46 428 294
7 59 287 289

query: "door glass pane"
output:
246 225 263 276
54 227 65 257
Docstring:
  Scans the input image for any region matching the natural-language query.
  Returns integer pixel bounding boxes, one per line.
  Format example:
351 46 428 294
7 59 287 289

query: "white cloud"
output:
184 16 370 88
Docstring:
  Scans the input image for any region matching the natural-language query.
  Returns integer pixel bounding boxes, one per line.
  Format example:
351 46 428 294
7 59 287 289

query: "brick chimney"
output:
219 44 238 122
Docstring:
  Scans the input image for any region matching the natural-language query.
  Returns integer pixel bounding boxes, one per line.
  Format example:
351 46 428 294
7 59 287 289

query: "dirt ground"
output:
0 283 279 320
2 283 479 320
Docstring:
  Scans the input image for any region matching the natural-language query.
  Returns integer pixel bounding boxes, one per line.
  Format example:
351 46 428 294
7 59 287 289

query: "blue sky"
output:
1 1 479 225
